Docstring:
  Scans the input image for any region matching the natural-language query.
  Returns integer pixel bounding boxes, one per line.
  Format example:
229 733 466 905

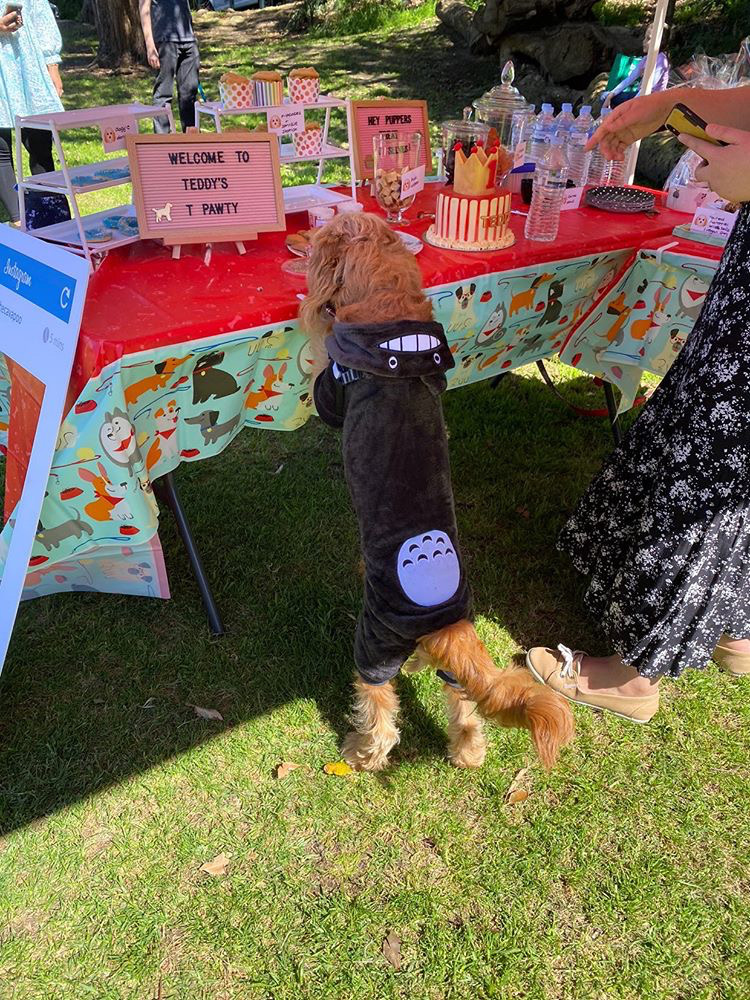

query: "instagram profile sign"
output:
372 132 421 225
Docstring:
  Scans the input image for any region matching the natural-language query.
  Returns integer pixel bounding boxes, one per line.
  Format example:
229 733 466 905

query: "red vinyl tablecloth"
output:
1 183 695 601
74 184 687 401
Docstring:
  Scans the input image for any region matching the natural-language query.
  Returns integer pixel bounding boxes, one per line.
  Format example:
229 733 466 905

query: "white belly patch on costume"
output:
396 530 460 607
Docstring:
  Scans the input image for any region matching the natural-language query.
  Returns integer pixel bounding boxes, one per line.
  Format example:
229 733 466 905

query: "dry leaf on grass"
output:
515 506 531 519
274 762 300 780
505 766 531 804
382 931 402 970
199 853 232 877
193 705 224 722
83 829 114 859
323 761 353 777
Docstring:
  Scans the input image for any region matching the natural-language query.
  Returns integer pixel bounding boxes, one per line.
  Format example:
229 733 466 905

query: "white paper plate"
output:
397 231 423 255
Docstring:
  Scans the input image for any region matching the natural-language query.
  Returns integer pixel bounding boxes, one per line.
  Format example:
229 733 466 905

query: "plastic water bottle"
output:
567 110 593 187
606 158 626 186
525 135 569 242
576 105 594 135
529 103 555 165
554 102 575 137
587 108 610 185
523 104 537 159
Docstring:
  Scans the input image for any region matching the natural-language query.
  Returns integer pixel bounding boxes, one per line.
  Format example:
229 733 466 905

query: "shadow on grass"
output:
0 369 631 834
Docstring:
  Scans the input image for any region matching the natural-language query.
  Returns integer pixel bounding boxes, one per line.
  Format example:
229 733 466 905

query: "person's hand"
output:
146 43 160 70
0 10 21 33
587 90 673 159
47 63 63 98
680 124 750 204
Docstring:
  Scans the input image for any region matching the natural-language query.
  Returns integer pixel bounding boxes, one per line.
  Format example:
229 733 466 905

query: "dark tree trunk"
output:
92 0 146 68
80 0 95 25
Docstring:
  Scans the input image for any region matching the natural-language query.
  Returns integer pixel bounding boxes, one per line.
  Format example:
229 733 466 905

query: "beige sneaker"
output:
526 644 660 724
713 635 750 676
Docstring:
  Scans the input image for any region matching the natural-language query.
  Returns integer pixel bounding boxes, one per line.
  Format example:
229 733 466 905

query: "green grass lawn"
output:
1 11 749 999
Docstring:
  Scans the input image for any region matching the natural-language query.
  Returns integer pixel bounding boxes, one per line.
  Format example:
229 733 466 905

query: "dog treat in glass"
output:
372 131 422 224
288 67 320 103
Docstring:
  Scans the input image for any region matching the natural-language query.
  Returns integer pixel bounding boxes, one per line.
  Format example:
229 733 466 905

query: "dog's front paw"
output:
341 729 395 772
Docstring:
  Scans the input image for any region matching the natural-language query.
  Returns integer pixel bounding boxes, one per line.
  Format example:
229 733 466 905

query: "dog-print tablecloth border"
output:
560 249 719 410
429 250 631 389
1 252 632 599
0 320 315 599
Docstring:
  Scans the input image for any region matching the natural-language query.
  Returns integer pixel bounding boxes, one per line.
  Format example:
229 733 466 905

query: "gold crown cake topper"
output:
452 140 512 197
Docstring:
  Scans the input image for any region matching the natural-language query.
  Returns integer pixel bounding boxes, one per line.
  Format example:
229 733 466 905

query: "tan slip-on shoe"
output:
526 644 660 724
713 635 750 676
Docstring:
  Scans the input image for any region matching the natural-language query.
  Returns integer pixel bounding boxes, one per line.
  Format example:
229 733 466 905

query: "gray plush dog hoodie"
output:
314 318 472 686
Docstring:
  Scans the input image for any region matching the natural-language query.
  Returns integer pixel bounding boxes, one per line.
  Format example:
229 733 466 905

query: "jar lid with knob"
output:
472 60 530 148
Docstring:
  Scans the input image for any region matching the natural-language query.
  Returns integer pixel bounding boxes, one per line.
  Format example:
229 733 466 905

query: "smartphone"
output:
665 103 728 147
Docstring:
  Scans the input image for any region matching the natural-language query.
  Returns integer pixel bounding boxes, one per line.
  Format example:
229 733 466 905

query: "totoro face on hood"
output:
326 319 454 378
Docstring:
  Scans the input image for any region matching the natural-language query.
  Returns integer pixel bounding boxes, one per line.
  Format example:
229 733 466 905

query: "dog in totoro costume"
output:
300 213 574 773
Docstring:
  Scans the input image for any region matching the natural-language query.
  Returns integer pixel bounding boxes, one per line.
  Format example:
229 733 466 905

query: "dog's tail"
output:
419 620 574 769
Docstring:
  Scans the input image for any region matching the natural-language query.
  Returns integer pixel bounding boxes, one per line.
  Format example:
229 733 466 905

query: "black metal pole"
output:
603 381 623 446
153 471 225 637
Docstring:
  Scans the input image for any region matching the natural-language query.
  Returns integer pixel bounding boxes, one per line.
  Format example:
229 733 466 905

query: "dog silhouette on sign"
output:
153 203 173 224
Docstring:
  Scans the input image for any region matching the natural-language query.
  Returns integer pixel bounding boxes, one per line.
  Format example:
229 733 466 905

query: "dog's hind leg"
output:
443 684 487 769
341 676 400 772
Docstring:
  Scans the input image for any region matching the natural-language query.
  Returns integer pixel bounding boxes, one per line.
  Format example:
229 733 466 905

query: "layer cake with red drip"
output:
426 139 514 252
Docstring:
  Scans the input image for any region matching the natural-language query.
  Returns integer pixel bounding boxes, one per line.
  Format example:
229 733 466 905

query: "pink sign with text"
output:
350 100 431 180
127 132 285 245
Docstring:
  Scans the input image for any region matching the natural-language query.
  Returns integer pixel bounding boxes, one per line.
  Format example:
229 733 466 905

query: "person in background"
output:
139 0 200 133
602 24 670 109
0 0 64 224
527 84 750 722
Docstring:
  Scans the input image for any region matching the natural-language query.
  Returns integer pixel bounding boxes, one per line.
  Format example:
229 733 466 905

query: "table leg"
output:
602 381 623 446
153 471 225 637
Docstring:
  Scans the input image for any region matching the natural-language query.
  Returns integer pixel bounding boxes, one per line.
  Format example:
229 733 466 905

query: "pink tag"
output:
266 107 304 137
561 187 584 211
400 164 426 200
100 117 137 152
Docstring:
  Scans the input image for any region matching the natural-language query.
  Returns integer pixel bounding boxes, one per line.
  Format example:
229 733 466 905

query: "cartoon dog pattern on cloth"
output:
561 247 718 411
1 250 651 600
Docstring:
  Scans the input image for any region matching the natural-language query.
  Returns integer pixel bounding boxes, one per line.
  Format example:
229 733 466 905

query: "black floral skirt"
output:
559 204 750 678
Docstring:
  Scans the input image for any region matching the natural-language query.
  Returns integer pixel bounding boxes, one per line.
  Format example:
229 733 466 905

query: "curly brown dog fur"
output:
300 212 574 771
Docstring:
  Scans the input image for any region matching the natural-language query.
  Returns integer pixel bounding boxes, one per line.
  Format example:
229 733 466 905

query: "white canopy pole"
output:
623 0 670 184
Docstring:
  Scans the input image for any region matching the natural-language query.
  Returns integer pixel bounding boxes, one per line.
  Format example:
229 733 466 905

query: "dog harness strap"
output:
436 669 463 690
331 361 362 385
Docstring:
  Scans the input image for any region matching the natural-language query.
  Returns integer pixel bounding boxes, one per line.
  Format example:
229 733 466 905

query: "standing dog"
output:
300 214 573 772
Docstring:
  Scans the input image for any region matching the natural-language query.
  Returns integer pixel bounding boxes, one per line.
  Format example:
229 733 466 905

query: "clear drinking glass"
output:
372 131 422 224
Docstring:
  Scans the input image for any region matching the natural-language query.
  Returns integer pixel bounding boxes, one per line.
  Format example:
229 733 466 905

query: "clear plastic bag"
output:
664 36 750 193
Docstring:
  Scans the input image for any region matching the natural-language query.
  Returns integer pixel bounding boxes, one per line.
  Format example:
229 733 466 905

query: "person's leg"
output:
21 128 54 174
153 41 179 134
175 41 200 132
0 128 20 222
